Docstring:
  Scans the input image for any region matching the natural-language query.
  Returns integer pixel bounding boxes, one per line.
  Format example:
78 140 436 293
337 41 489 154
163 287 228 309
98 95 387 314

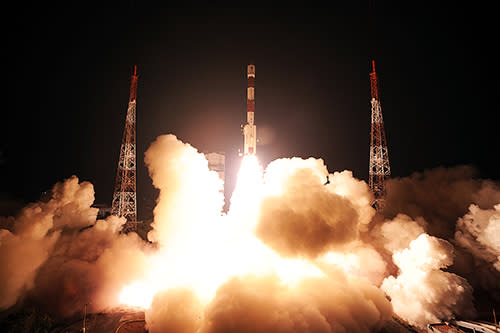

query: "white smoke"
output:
256 158 375 259
377 213 426 253
455 204 500 271
0 176 149 316
141 140 393 332
2 134 499 332
146 273 393 333
145 288 203 333
0 176 96 310
144 134 224 246
199 273 392 333
381 234 476 328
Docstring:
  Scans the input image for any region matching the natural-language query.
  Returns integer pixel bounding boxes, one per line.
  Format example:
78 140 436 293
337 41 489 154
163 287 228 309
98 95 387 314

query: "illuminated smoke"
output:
453 204 500 300
383 166 500 304
0 176 149 316
257 158 375 259
145 288 202 333
144 134 224 246
326 170 376 231
198 274 392 333
138 137 392 332
316 241 388 286
2 134 499 331
0 176 96 310
376 213 426 253
381 234 475 328
30 214 149 316
383 165 500 239
455 204 500 271
145 274 392 333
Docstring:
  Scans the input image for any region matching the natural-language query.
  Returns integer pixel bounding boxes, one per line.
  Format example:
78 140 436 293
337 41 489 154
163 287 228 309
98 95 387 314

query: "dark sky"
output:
2 4 497 218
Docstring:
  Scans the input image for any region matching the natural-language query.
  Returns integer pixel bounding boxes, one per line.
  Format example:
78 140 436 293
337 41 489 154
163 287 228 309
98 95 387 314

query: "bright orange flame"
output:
119 155 324 309
119 280 157 309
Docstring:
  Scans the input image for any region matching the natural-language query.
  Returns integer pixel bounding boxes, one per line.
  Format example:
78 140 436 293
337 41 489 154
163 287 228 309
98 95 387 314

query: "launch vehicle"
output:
243 64 257 155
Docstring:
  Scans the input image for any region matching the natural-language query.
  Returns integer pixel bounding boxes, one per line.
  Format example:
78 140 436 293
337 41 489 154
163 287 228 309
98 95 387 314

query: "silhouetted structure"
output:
111 66 140 232
369 60 391 211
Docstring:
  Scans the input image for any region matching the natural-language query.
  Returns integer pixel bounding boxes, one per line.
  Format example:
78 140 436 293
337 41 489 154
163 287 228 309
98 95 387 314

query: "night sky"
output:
2 4 497 219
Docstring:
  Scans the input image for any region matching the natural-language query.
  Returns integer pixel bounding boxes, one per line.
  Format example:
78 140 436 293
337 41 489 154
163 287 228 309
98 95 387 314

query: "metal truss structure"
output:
369 60 391 211
111 66 139 232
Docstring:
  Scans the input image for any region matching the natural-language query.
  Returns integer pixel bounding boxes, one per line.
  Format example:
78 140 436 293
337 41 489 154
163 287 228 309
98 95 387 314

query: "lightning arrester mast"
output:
369 60 391 211
111 65 139 232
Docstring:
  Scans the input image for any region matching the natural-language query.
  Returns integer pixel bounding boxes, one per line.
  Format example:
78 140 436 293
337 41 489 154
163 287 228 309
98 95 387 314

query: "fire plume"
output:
119 152 324 309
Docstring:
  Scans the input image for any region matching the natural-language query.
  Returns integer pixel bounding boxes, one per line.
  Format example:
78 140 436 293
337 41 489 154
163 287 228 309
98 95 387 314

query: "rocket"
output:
243 64 257 155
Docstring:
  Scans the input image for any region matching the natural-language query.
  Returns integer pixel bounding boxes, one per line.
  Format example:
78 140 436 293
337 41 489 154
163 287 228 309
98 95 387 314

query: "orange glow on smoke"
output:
119 155 325 309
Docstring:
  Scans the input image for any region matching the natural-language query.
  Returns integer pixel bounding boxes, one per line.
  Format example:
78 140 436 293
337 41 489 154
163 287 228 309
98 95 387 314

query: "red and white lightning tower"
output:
111 65 139 231
369 60 391 211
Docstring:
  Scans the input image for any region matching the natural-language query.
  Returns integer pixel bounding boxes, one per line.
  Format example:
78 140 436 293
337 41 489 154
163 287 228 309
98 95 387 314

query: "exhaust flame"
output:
119 153 324 309
115 136 487 331
119 280 156 309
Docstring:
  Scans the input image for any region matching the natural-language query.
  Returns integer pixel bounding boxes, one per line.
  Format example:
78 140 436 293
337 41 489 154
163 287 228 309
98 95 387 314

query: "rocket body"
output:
243 64 257 155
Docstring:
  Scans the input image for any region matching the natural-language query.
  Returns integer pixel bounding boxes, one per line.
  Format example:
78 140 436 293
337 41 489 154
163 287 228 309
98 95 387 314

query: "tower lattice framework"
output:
111 65 138 231
369 60 391 211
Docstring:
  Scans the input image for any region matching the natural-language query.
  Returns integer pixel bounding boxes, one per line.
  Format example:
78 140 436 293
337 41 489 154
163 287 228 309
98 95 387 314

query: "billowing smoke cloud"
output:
146 288 203 333
382 234 476 328
144 134 224 246
29 215 149 317
0 176 96 310
2 134 499 332
373 213 426 254
147 273 392 333
201 274 392 333
326 170 376 231
383 166 500 303
256 158 375 259
0 176 149 316
453 204 500 300
316 241 388 286
141 142 499 331
383 165 500 238
141 144 393 332
455 204 500 271
0 227 57 310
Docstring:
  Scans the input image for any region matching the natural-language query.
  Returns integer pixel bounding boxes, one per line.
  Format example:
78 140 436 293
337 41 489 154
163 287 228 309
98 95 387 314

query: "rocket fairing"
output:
243 64 257 156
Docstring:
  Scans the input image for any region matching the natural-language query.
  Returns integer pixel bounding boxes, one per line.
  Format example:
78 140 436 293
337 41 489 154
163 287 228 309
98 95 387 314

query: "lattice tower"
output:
111 66 138 231
369 60 391 211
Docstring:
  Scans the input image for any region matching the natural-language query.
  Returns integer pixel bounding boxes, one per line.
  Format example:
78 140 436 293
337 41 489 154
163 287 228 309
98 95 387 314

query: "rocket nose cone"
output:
247 64 255 76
